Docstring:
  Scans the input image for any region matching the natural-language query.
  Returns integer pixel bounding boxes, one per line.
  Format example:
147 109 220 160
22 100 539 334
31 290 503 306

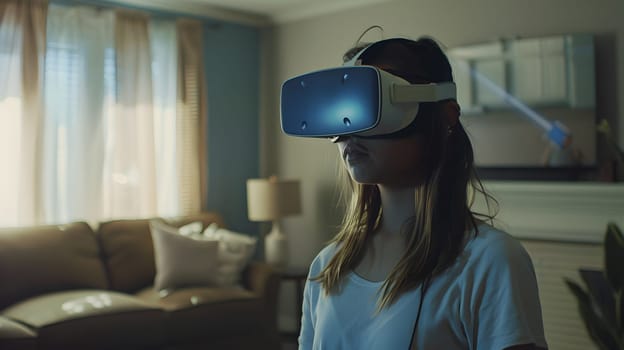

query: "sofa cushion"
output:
135 286 267 343
0 315 36 350
98 212 225 293
0 315 36 338
0 222 108 310
3 290 165 349
97 218 159 293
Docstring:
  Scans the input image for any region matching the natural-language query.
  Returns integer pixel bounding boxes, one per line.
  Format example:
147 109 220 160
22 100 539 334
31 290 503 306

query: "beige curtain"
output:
176 19 207 214
0 0 47 226
106 10 157 218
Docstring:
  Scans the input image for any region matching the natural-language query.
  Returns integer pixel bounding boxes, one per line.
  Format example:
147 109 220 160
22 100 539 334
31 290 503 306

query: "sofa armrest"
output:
242 261 280 331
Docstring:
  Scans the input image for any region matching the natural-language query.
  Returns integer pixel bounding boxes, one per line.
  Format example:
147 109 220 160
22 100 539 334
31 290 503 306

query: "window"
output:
0 29 24 226
0 4 202 226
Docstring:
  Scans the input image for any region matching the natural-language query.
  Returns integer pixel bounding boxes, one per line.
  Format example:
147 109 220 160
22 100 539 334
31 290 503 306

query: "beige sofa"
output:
0 213 281 350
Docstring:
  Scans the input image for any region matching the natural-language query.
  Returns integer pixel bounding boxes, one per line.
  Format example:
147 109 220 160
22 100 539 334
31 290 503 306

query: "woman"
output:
298 37 548 350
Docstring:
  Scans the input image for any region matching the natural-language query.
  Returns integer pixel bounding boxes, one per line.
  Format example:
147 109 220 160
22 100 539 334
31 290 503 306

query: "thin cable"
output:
408 275 432 350
354 25 384 47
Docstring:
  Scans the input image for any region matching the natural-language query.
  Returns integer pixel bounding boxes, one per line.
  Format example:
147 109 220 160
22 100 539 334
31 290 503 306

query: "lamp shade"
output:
246 177 301 221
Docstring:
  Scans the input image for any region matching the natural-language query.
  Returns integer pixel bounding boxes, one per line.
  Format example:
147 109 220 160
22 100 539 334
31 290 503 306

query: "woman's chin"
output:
347 168 380 185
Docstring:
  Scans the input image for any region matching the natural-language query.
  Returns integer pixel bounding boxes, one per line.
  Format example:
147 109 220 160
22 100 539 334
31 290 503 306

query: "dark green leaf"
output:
605 222 624 292
580 269 616 324
577 297 620 350
619 289 624 334
566 279 590 303
565 279 621 350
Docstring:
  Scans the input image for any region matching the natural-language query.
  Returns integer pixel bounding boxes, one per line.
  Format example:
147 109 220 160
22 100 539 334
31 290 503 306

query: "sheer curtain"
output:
1 3 205 227
0 0 47 227
149 19 179 217
44 4 114 224
44 5 202 224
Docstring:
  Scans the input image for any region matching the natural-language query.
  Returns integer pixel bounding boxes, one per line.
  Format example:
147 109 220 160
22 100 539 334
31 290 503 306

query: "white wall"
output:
260 0 624 269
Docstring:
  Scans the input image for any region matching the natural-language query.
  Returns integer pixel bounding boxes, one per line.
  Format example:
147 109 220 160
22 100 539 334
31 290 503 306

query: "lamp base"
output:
265 222 288 268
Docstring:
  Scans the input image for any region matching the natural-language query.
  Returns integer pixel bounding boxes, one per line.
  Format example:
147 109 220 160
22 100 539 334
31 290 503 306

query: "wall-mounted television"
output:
448 34 596 180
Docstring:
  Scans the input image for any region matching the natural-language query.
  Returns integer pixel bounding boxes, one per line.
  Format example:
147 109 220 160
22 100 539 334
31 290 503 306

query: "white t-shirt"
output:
298 223 548 350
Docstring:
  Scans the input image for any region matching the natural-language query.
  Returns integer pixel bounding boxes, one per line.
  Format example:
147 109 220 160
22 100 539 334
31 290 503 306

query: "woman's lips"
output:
344 146 369 164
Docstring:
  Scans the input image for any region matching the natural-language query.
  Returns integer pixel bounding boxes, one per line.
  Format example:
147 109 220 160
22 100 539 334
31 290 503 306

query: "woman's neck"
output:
377 185 416 236
355 185 417 281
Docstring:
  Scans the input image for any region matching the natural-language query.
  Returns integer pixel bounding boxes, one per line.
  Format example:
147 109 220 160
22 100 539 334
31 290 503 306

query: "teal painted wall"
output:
52 0 261 235
203 24 260 235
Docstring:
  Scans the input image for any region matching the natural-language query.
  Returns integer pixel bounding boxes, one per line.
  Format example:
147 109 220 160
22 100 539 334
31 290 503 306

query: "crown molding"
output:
270 0 392 24
106 0 272 27
108 0 394 26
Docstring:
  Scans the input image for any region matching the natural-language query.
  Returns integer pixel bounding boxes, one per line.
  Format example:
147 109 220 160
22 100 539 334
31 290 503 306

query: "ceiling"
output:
114 0 394 26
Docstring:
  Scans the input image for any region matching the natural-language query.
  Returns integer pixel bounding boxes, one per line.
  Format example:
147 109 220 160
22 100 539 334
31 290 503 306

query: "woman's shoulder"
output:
469 222 520 247
308 241 340 275
464 222 532 266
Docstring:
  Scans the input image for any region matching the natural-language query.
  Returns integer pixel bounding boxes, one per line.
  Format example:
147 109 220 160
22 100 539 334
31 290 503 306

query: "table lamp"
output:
246 176 301 267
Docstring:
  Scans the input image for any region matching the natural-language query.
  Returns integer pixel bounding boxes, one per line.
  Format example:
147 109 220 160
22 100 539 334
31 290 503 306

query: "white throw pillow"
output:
203 223 258 286
177 221 204 239
149 220 219 291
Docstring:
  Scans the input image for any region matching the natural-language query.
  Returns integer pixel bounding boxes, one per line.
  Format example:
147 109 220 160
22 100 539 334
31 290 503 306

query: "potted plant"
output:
565 222 624 350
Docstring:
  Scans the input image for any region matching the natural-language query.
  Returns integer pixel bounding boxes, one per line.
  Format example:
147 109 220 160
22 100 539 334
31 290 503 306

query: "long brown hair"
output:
313 37 498 311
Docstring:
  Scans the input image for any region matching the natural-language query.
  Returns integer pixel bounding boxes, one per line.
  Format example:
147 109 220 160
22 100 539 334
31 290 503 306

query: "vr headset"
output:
280 38 457 139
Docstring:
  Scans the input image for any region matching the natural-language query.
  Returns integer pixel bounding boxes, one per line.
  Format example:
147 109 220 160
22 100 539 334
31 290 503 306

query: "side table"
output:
277 266 308 344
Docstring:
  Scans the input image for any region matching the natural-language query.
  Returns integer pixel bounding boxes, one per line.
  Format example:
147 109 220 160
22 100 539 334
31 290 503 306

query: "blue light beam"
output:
455 60 571 148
